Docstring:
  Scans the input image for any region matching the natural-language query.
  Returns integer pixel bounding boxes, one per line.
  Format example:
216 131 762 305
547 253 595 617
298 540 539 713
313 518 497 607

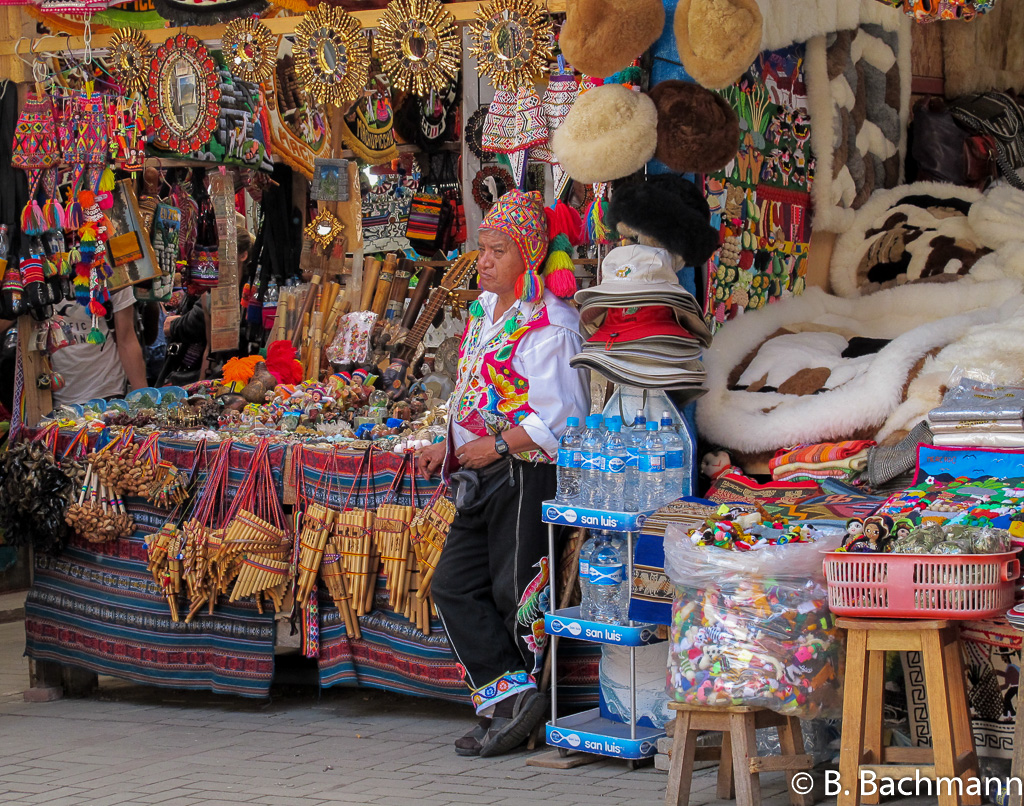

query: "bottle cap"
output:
607 421 621 432
567 416 579 427
646 422 659 431
586 414 600 428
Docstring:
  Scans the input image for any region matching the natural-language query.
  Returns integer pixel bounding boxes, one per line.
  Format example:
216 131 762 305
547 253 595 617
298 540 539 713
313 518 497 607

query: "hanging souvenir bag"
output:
405 189 444 253
11 92 62 235
950 92 1024 191
188 199 219 290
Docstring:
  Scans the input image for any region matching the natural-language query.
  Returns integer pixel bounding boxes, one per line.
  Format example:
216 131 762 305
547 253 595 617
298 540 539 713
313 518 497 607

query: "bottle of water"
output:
578 531 600 620
624 411 645 513
600 420 629 511
579 415 604 508
556 417 583 503
588 534 629 624
638 422 666 511
660 414 685 506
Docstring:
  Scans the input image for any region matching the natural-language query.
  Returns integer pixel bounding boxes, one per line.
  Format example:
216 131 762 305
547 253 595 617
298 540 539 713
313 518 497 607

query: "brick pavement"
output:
0 621 937 806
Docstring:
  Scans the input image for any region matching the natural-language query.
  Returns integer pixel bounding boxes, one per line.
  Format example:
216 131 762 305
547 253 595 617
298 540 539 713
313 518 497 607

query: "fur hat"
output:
607 175 720 268
559 0 666 79
674 0 764 90
550 85 658 184
649 80 740 174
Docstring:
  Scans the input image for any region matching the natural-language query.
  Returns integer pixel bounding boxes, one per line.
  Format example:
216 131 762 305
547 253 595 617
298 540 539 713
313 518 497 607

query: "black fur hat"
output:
607 174 720 268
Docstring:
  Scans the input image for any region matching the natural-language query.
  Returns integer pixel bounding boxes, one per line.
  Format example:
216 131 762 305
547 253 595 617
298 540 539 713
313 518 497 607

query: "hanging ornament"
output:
376 0 460 96
222 17 276 84
468 0 553 90
294 3 371 108
107 28 153 94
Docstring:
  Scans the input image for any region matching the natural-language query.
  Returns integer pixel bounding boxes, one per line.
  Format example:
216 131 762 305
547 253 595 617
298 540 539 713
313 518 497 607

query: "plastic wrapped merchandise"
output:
664 525 845 719
599 644 674 729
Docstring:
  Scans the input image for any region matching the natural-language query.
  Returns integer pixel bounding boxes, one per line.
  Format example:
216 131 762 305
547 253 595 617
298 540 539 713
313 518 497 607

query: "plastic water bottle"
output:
556 417 583 504
660 414 685 506
600 420 629 511
624 411 645 513
588 534 629 624
638 422 666 511
579 415 604 508
578 532 600 619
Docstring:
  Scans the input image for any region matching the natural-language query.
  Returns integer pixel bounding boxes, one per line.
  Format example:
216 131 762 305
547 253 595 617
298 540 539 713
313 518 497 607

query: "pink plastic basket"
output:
823 550 1020 620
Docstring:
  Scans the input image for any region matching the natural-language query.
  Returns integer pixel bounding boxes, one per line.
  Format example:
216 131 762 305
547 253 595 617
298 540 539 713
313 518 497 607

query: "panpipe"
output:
229 556 291 611
181 519 215 622
334 508 376 617
144 523 185 622
295 502 338 608
213 510 291 604
410 495 456 601
320 537 361 640
148 461 190 509
375 502 415 612
359 256 381 313
401 553 432 636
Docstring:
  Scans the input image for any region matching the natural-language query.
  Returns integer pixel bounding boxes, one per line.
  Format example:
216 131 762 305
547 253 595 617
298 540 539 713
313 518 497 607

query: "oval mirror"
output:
168 57 201 131
492 19 525 61
377 0 459 96
148 33 221 154
404 29 429 61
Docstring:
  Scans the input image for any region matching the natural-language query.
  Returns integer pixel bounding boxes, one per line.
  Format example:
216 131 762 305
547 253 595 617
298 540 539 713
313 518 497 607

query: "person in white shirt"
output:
50 286 147 406
418 191 590 758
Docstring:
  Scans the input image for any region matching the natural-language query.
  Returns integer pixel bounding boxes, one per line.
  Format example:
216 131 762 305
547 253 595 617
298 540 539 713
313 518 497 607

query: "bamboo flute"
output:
359 257 381 312
370 253 397 317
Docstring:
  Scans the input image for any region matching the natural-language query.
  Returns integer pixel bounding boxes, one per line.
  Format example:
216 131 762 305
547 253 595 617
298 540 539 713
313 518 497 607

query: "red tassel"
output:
544 267 577 299
89 299 105 316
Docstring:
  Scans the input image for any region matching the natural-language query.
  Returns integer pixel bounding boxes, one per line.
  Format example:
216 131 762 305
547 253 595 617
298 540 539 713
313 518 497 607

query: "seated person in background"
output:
160 214 252 385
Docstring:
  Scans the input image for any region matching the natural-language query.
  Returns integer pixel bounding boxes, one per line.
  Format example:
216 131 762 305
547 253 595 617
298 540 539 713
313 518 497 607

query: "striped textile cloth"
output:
768 440 875 474
25 499 276 697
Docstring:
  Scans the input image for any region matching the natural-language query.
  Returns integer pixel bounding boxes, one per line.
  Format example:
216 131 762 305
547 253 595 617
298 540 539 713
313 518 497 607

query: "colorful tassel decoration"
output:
98 167 116 192
585 196 613 245
514 267 543 303
86 324 106 345
43 198 65 231
21 201 47 236
543 249 577 299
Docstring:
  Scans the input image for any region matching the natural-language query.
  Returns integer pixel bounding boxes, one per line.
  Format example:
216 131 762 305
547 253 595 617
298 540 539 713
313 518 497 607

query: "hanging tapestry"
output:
804 4 911 233
266 36 332 179
703 46 814 330
361 171 419 253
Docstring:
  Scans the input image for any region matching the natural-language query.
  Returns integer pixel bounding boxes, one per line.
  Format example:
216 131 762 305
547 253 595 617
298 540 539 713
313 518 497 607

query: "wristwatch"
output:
493 433 510 456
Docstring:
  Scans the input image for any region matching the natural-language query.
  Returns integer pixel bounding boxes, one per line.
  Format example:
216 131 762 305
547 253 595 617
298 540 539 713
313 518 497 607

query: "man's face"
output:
476 230 524 297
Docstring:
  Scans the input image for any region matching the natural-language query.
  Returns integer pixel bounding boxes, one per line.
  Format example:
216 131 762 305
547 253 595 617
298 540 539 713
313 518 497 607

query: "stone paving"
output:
0 621 937 806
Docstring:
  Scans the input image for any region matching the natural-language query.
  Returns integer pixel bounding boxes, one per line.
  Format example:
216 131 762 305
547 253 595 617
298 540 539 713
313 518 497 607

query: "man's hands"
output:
416 435 504 479
417 441 447 479
455 436 501 470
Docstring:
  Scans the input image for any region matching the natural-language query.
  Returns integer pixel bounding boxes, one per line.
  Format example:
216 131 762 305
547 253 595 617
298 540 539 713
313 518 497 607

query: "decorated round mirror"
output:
148 34 221 153
107 28 153 94
469 0 552 89
377 0 459 96
294 4 369 108
222 17 276 84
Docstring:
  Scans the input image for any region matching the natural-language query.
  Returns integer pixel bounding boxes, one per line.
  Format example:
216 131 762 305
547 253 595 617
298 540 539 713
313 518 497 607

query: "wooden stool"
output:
837 618 981 806
664 702 815 806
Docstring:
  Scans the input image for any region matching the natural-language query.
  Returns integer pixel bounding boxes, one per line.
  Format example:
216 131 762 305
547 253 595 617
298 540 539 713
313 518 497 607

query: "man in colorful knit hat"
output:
418 190 590 757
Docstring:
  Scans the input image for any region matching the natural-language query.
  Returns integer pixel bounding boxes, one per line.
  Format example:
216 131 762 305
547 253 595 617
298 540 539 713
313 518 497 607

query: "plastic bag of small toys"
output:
663 507 845 719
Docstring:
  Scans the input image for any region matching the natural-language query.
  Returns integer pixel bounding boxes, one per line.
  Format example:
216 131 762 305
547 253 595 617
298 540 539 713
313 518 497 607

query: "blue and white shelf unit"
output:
542 501 666 760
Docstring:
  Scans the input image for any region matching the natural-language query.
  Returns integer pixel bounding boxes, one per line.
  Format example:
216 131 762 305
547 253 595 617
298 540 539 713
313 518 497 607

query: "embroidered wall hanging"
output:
361 170 419 253
266 36 332 178
702 46 814 330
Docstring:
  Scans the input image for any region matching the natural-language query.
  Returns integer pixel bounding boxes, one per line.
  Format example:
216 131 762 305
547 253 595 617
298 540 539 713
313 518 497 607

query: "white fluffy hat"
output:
550 84 658 184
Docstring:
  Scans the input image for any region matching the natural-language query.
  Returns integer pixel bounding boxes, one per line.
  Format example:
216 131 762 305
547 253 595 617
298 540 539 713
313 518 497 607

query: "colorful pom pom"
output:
78 190 95 208
543 250 578 299
514 267 543 304
86 326 106 345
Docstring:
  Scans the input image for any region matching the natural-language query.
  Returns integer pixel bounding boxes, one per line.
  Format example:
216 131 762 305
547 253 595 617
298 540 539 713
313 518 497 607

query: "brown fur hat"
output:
559 0 666 79
649 80 740 174
674 0 763 90
551 84 658 184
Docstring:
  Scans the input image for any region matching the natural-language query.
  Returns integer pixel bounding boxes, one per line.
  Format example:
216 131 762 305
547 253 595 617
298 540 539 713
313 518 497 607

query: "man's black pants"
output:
432 460 558 714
